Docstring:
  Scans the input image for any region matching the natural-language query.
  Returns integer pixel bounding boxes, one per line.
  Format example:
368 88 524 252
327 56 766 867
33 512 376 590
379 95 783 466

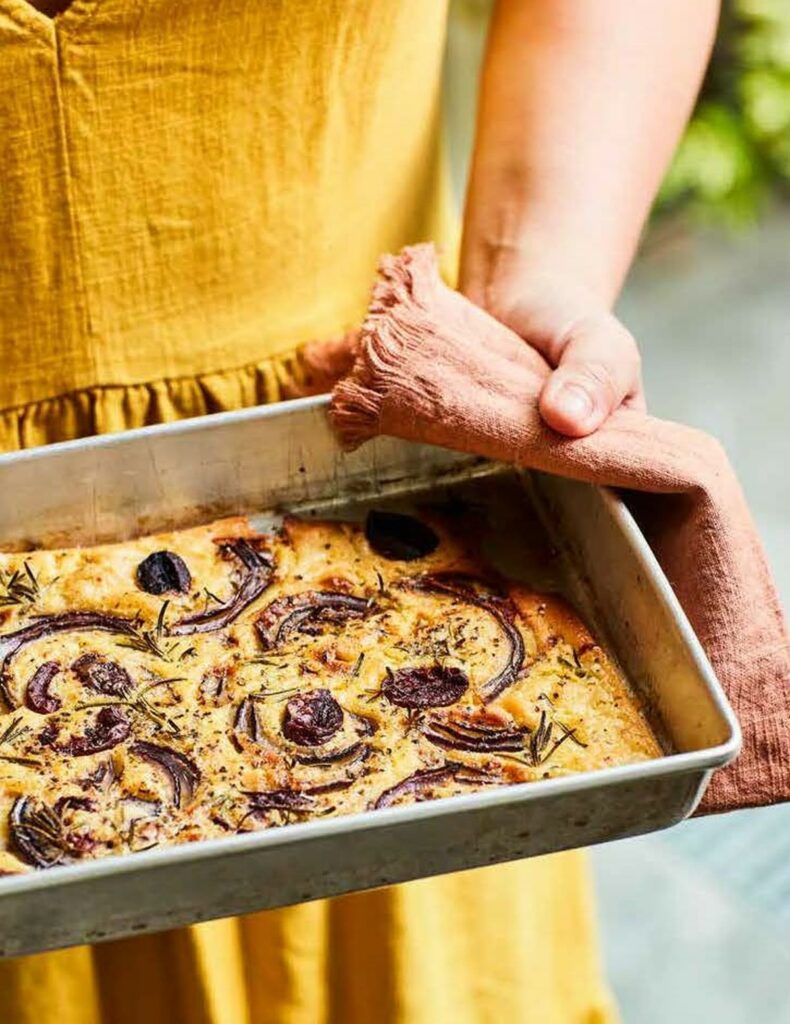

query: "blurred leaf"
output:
655 0 790 228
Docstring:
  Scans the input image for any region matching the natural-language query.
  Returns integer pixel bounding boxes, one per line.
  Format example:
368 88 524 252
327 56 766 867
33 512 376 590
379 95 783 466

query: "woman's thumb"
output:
538 314 643 437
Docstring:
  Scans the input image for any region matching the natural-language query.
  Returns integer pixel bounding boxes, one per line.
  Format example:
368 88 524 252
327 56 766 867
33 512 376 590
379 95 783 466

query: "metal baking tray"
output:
0 395 740 957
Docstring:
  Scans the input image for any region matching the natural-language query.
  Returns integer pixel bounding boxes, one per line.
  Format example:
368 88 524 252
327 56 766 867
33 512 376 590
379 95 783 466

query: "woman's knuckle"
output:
578 362 621 400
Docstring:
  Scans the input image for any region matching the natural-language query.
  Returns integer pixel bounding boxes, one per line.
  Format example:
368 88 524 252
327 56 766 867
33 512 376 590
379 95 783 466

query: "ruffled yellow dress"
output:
0 1 617 1021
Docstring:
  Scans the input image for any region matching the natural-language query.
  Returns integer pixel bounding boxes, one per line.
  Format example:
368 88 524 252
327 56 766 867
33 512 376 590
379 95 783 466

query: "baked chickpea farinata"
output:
0 511 660 873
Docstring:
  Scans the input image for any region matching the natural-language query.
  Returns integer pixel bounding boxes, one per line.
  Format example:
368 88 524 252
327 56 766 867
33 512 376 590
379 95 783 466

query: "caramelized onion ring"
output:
0 612 138 709
403 575 525 702
170 540 274 636
131 741 200 808
58 706 131 757
9 797 66 869
372 762 496 810
420 710 526 753
255 591 371 650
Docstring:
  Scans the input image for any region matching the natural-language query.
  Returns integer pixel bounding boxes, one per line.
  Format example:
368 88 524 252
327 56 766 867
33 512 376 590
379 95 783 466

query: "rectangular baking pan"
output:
0 395 740 957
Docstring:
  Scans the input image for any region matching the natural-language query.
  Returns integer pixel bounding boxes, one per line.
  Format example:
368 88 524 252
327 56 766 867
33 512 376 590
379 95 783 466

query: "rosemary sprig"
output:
0 714 35 767
556 719 588 748
361 667 387 703
351 653 365 677
0 562 40 607
558 648 586 679
529 709 553 764
76 677 184 735
0 715 26 746
251 685 300 703
0 754 42 768
115 601 190 662
499 709 585 770
246 657 288 670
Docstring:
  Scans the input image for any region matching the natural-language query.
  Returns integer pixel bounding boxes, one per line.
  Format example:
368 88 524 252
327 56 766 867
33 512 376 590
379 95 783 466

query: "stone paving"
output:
595 213 790 1023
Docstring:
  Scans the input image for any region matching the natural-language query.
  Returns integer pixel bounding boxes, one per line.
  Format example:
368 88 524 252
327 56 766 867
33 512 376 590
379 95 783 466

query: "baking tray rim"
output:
593 482 741 750
0 394 336 468
0 393 742 895
0 738 738 899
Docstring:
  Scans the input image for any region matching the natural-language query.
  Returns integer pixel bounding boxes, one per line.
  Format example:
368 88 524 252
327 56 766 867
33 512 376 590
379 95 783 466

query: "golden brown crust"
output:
509 589 599 654
0 512 660 873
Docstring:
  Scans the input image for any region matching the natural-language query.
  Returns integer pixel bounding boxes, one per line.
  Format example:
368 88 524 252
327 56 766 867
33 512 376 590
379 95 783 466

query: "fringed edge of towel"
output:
330 244 442 449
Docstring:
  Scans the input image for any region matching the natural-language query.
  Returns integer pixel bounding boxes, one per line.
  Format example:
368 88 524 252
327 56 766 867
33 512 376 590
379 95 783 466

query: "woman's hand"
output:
459 0 718 436
461 268 644 438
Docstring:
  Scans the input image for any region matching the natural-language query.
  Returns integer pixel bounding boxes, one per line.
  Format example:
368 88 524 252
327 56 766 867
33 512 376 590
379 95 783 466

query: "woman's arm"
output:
460 0 720 436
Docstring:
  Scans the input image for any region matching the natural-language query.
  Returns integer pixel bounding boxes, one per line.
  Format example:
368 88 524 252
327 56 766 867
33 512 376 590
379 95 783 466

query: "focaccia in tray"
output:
0 511 660 873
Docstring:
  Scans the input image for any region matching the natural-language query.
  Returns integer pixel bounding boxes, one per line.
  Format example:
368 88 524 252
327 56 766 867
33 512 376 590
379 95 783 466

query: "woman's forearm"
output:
460 0 720 309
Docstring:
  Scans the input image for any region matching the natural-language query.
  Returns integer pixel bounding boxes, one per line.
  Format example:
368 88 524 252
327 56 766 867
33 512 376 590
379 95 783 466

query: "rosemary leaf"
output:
0 754 42 768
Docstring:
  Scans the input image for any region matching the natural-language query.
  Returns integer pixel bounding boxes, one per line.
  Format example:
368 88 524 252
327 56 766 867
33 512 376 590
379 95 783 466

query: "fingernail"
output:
554 383 594 422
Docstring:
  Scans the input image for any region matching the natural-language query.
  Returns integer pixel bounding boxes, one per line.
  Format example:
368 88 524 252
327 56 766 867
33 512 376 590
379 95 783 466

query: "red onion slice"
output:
255 591 371 650
404 575 525 702
59 706 132 757
372 762 496 810
245 789 315 816
9 797 66 869
170 540 274 636
243 778 356 822
24 661 61 714
420 711 527 753
0 612 138 709
130 741 200 808
54 795 95 816
303 778 354 795
293 741 366 766
421 729 525 754
233 696 265 745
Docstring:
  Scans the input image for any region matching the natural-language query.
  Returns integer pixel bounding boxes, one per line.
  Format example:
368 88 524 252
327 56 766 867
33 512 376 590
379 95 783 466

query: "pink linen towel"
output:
330 243 790 814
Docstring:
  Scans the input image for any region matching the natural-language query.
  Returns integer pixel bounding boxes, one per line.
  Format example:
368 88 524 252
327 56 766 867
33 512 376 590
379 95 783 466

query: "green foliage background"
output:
657 0 790 225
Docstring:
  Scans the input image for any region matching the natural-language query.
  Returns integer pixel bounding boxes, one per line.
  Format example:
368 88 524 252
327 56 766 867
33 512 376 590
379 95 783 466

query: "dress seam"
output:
0 344 305 417
53 22 95 369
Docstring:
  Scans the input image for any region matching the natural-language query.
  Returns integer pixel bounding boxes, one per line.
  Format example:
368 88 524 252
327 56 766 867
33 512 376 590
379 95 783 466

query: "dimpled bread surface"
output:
0 513 660 873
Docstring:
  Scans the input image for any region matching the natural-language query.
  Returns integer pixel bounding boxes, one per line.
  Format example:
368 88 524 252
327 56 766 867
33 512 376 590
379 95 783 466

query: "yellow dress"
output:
0 1 617 1021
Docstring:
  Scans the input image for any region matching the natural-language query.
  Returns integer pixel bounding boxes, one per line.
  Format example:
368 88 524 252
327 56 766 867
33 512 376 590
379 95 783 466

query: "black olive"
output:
72 653 133 698
282 689 343 746
364 511 439 561
136 550 192 595
381 665 469 708
59 706 132 757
